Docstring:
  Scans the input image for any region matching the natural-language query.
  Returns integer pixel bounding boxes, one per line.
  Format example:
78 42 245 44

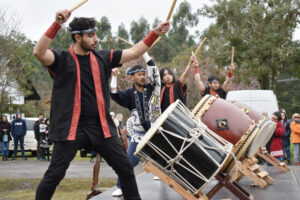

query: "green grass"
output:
8 151 95 162
0 178 116 200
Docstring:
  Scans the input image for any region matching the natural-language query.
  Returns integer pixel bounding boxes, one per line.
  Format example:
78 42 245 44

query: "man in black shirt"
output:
33 9 170 200
194 63 234 99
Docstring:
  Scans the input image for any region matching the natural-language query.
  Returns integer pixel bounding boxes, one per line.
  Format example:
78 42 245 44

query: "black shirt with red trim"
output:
160 80 187 113
203 86 227 99
46 49 122 141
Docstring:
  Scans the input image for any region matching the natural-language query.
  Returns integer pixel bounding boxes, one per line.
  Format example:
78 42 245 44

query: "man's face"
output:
162 70 173 85
208 80 220 91
39 115 44 120
17 113 21 119
78 32 99 51
131 72 146 87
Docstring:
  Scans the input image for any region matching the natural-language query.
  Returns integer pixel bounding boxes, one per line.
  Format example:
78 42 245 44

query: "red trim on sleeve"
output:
169 84 174 104
160 85 166 105
67 45 81 141
110 49 113 63
47 68 56 77
90 52 112 138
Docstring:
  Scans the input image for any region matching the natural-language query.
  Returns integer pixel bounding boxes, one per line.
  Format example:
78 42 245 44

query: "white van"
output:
9 117 38 156
226 90 279 117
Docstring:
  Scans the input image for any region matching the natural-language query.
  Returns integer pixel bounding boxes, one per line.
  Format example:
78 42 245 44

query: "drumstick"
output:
118 37 134 46
231 46 235 65
45 100 51 104
58 0 88 20
194 37 207 57
150 0 177 49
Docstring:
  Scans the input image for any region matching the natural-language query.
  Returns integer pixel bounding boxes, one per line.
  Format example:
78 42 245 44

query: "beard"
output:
80 40 95 52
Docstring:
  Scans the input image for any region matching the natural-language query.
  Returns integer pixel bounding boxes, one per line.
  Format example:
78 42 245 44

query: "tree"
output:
117 23 130 49
200 0 300 90
130 16 150 43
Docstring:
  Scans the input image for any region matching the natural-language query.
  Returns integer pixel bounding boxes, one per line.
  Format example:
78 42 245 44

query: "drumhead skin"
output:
246 118 276 157
135 100 233 194
230 101 262 123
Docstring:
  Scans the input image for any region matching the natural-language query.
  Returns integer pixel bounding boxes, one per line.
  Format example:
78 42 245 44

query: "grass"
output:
8 151 95 162
0 178 116 200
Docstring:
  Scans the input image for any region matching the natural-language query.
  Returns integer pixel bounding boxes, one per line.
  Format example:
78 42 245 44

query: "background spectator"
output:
34 113 44 160
281 112 291 164
267 111 285 163
291 113 300 165
0 115 12 161
11 112 27 160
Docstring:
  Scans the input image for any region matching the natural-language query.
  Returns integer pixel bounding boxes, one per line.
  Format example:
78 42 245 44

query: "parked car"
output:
226 90 279 117
9 117 38 157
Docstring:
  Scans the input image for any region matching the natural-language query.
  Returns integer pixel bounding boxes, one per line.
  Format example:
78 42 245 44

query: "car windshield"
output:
25 120 35 131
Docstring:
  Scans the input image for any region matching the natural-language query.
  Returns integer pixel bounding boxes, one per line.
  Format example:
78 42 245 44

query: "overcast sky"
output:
0 0 299 42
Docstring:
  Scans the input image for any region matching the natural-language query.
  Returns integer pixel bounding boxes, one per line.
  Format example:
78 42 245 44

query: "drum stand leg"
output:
206 173 254 200
143 161 209 200
256 147 290 172
231 157 273 188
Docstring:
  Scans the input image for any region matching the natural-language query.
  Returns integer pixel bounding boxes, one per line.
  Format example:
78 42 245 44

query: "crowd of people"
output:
0 112 53 161
267 110 300 165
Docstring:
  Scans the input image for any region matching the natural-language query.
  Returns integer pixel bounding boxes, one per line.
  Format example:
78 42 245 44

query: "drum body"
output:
230 101 262 123
229 100 276 156
135 100 232 194
192 95 260 165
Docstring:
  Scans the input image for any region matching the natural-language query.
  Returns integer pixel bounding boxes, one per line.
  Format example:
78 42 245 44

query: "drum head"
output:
246 118 276 157
135 101 178 155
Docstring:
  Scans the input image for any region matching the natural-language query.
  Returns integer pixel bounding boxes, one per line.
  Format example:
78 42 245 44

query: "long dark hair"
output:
273 111 282 121
159 67 176 84
281 112 287 122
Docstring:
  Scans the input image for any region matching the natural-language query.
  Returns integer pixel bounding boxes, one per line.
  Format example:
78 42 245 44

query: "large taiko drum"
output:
192 95 260 171
229 100 276 156
135 100 233 194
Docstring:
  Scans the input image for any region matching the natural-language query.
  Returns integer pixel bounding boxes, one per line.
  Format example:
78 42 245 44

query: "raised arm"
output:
179 55 198 86
33 9 71 66
120 21 170 64
194 66 206 95
143 52 161 94
222 63 234 92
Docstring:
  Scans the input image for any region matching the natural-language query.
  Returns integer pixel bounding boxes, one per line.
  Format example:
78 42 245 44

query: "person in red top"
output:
268 111 285 162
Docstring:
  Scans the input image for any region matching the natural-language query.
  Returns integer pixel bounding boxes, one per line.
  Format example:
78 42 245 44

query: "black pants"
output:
35 120 141 200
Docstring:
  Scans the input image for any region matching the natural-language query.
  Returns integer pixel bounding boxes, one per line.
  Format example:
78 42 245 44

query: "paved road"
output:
0 159 144 179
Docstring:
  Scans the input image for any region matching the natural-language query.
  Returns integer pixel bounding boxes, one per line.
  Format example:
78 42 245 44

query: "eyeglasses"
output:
294 117 300 119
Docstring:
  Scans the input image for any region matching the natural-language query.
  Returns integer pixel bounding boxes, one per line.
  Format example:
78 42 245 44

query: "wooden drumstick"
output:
118 37 134 46
58 0 88 20
231 46 235 65
150 0 177 49
194 37 207 57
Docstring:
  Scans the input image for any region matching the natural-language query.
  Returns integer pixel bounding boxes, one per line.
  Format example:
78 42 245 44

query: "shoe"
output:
90 159 94 163
12 157 16 161
112 188 123 197
153 176 160 180
5 156 8 161
2 157 4 161
22 157 27 160
295 162 300 166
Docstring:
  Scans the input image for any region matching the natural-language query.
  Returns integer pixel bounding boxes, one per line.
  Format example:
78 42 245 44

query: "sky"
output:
0 0 299 42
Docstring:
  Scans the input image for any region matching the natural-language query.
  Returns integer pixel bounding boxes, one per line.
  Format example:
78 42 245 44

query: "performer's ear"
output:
74 34 82 43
